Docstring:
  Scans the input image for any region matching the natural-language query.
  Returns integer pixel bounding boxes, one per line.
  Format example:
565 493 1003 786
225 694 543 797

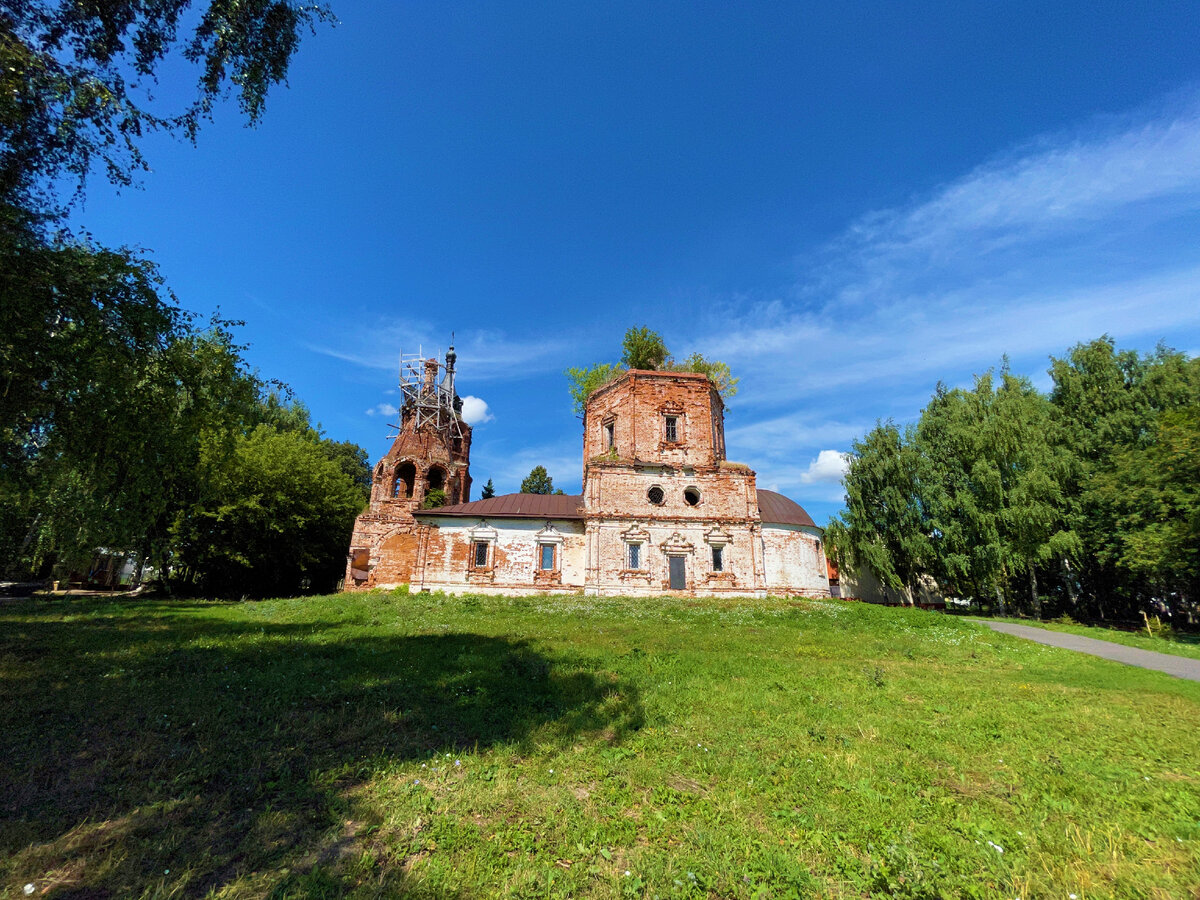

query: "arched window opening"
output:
427 467 446 492
396 462 416 499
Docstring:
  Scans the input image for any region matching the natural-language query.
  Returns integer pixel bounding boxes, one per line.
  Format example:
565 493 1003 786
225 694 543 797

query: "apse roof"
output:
755 489 818 528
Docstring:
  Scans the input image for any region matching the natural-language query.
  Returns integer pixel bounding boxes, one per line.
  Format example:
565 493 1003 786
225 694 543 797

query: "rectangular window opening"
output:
473 541 489 568
539 543 555 571
665 416 678 442
627 543 642 570
604 422 615 450
712 546 724 572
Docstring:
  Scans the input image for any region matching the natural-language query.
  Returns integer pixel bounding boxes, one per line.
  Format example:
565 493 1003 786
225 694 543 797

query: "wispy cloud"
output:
695 92 1200 519
472 439 582 495
306 323 572 382
704 95 1200 394
365 402 398 417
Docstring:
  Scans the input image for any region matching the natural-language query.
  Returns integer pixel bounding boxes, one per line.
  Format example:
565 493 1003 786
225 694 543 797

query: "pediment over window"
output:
620 523 651 544
535 522 565 545
659 532 695 555
704 526 733 546
468 520 498 542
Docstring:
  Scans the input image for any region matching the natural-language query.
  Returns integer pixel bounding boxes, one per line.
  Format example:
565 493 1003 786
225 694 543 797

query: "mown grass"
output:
977 616 1200 662
1 592 1198 899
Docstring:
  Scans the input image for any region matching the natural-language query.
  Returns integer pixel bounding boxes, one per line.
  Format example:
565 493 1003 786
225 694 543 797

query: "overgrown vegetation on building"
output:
565 326 738 414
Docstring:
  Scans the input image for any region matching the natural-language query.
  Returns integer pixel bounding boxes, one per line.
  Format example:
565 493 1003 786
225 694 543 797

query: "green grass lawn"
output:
972 616 1200 663
2 592 1198 899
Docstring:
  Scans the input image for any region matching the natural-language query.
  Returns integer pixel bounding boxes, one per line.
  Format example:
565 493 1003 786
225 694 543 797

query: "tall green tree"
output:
171 422 365 597
1049 338 1200 618
1096 405 1200 600
0 1 334 585
834 422 932 605
916 370 1071 615
520 466 562 495
479 479 496 499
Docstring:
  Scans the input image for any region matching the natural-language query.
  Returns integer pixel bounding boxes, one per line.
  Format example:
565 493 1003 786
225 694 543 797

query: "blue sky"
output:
72 1 1200 525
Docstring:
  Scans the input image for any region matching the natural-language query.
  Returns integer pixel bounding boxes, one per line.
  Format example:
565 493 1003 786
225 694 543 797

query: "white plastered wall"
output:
760 523 831 597
417 518 587 595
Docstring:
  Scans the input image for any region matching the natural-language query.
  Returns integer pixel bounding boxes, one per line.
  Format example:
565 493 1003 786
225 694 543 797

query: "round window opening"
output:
647 486 665 505
683 487 701 506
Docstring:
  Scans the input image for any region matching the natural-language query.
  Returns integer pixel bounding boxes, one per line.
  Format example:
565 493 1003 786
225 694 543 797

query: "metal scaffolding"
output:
395 345 463 440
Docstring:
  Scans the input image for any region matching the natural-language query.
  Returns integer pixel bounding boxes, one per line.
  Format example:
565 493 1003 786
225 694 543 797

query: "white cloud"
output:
798 450 849 485
699 93 1200 413
460 395 494 425
688 92 1200 522
365 402 398 417
834 97 1200 286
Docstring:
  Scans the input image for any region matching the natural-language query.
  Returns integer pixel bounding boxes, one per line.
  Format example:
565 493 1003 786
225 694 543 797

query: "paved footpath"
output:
979 621 1200 683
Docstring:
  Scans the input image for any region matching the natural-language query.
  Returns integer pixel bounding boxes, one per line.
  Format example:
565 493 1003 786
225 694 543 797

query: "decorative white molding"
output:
535 521 565 545
468 520 498 542
704 525 733 546
659 532 695 555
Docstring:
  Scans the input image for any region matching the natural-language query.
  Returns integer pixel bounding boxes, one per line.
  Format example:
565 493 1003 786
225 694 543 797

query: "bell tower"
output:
345 345 472 589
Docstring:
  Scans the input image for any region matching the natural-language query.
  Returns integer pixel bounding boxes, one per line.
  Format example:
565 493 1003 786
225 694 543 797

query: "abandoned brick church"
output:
345 348 831 597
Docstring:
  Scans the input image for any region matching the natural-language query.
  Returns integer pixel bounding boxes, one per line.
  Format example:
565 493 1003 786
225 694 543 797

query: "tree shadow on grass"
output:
0 601 643 898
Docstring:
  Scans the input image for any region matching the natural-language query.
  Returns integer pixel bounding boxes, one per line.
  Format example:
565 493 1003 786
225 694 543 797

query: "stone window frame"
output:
426 465 447 495
659 402 686 447
602 415 617 452
620 524 652 573
646 484 665 506
393 460 417 499
704 526 734 580
467 521 498 572
533 522 564 575
683 486 702 507
626 542 643 570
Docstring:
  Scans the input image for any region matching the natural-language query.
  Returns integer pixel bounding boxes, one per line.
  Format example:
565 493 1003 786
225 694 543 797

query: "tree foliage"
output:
566 327 738 415
479 478 496 499
620 325 669 370
1 0 334 209
519 465 562 495
830 338 1199 622
0 2 344 595
565 363 621 416
171 423 365 597
1 293 370 595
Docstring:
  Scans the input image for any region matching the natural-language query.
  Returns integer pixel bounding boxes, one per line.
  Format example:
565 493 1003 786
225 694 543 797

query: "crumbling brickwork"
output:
580 370 766 595
346 362 829 598
345 350 472 590
416 519 587 594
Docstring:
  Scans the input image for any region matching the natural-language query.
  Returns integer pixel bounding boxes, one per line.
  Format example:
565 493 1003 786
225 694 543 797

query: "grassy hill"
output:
2 592 1197 898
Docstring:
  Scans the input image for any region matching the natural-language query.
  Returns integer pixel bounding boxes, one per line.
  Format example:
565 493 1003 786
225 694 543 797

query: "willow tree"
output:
834 421 932 605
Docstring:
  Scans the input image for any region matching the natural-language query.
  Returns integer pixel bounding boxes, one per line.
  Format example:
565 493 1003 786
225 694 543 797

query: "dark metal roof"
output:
416 489 815 527
756 489 817 528
415 492 585 520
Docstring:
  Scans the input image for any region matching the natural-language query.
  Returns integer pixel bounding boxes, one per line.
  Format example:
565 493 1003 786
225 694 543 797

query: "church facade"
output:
345 351 831 597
